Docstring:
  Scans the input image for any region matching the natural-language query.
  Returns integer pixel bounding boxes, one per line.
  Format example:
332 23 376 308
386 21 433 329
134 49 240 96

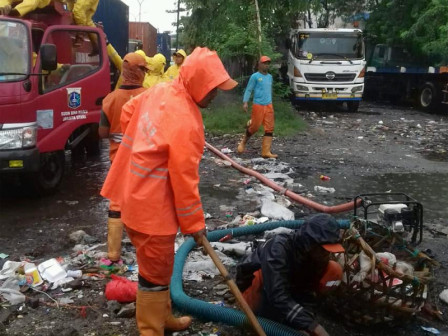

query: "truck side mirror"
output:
40 44 57 71
285 38 291 49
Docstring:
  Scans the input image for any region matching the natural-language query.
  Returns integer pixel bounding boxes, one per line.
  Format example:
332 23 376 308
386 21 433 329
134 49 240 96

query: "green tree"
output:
366 0 448 64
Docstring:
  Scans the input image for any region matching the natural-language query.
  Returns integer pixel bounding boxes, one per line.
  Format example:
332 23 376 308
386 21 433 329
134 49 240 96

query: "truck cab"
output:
0 3 111 194
287 28 366 112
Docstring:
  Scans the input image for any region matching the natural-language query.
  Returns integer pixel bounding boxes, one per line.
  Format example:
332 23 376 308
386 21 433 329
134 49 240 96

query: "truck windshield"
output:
0 20 30 82
295 32 364 60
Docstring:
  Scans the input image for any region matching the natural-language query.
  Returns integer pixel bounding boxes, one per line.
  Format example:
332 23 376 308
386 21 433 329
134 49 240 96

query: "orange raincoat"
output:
101 47 234 236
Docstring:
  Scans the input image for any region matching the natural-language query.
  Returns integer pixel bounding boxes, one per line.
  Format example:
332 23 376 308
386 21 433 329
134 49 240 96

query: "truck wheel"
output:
347 101 360 112
84 126 100 156
419 82 439 112
30 151 65 195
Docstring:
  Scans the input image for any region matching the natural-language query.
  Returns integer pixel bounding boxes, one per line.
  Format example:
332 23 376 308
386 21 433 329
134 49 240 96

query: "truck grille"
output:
304 73 356 82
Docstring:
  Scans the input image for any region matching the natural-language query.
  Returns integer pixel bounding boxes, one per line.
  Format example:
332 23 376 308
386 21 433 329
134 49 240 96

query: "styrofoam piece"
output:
37 258 67 283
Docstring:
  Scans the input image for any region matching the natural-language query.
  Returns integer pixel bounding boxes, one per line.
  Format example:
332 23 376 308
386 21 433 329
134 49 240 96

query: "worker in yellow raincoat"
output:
143 53 168 89
0 0 50 16
165 49 187 81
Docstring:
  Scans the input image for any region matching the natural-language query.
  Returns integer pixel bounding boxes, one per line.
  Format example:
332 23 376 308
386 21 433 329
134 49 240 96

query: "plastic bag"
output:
105 274 138 303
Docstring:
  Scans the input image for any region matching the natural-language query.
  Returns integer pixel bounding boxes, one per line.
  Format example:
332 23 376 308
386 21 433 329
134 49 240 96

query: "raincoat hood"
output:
121 53 147 86
179 47 235 104
293 213 342 253
149 53 166 75
174 49 187 58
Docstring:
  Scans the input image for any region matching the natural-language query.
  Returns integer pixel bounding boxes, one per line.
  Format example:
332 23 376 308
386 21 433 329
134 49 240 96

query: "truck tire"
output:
83 124 100 156
347 101 360 112
30 151 65 195
419 82 439 112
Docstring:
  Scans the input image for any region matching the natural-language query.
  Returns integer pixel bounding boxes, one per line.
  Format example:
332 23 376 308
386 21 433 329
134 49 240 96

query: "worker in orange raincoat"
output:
143 53 168 89
99 52 148 262
165 49 187 80
101 47 237 335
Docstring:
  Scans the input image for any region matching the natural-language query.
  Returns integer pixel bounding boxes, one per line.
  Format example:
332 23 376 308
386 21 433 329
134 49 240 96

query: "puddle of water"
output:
305 172 448 220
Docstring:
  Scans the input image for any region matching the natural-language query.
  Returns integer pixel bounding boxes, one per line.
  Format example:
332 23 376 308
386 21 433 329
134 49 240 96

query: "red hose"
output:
205 142 359 214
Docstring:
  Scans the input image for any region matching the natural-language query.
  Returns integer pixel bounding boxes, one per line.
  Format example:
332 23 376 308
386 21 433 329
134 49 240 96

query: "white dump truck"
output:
287 28 366 112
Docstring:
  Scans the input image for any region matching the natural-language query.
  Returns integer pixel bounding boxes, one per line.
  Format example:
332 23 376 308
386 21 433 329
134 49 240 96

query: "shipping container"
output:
157 32 172 69
93 0 129 57
129 21 157 57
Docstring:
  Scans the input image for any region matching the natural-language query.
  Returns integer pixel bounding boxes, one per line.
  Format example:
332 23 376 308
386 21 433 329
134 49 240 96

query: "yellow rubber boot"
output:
261 136 278 158
136 289 169 336
165 295 192 331
237 134 248 153
107 217 123 261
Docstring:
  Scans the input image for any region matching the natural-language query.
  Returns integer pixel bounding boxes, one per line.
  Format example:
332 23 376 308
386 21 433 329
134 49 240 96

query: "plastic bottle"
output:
320 175 331 181
66 270 83 278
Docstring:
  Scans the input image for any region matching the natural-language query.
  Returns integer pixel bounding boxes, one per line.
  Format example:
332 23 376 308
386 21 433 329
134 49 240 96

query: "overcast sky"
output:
121 0 180 33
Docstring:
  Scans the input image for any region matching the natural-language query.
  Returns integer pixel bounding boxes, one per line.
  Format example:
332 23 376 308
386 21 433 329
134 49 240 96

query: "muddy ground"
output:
1 100 448 336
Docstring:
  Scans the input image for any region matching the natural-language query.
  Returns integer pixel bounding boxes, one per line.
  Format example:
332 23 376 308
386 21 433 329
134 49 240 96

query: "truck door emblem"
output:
325 72 336 80
67 88 82 109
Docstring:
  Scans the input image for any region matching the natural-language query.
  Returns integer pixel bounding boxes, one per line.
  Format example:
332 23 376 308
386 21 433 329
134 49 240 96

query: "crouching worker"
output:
101 47 238 335
236 213 344 336
99 52 148 262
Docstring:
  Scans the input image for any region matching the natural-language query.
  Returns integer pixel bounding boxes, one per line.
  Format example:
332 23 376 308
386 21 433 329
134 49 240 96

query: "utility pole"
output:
136 0 144 22
176 0 180 50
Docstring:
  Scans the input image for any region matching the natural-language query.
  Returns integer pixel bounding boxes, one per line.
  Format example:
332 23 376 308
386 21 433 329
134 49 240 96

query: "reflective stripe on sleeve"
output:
110 133 123 143
286 304 304 323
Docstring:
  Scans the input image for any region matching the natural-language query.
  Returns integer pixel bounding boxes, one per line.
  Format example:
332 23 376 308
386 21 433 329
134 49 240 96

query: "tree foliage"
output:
178 0 447 72
366 0 448 64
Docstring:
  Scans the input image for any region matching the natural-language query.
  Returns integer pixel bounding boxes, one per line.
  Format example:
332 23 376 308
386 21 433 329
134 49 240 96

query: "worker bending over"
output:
101 47 237 335
236 213 344 336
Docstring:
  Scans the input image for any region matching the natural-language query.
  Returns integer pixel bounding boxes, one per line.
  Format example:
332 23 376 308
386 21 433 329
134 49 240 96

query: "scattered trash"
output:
24 263 43 287
0 253 8 259
439 289 448 305
66 270 83 278
105 275 138 303
0 277 26 304
260 199 294 221
314 186 336 194
210 242 251 257
420 326 440 335
38 258 67 283
320 175 331 181
220 147 233 154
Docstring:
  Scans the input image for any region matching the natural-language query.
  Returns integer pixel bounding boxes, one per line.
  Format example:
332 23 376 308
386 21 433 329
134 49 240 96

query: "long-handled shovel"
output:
201 237 267 336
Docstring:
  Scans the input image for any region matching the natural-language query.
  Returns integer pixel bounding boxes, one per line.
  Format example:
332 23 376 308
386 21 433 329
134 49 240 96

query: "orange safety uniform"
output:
101 47 234 284
248 103 274 134
101 87 146 162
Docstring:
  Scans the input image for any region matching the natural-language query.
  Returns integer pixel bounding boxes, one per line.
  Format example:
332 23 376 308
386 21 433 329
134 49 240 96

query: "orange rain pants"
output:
242 270 263 312
125 226 176 285
248 103 274 135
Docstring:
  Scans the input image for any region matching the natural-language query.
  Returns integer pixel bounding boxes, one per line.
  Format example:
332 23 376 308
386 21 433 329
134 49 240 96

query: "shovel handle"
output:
201 237 267 336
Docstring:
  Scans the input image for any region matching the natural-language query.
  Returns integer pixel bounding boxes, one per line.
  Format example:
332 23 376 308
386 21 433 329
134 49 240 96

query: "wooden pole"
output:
201 237 267 336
